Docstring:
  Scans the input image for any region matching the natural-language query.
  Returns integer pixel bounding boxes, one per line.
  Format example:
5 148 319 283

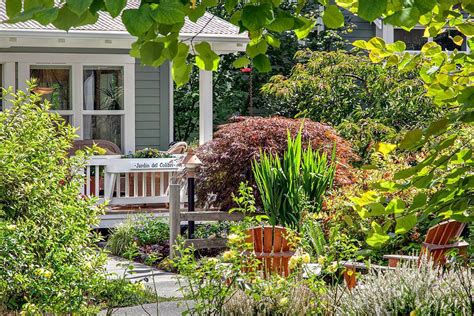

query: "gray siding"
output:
342 9 376 43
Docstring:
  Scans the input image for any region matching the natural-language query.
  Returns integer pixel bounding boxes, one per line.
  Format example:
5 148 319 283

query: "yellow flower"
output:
317 256 327 265
289 256 299 270
327 262 338 273
222 250 236 261
42 270 52 278
410 311 416 316
6 224 16 231
301 253 310 264
227 233 241 245
279 297 289 306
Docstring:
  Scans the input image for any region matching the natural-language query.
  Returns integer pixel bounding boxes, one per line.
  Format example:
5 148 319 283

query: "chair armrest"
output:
383 254 418 261
422 241 469 251
340 261 393 271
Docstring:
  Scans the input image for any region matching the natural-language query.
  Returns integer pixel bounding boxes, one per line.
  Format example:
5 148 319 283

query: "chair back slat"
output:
421 220 466 265
246 226 295 277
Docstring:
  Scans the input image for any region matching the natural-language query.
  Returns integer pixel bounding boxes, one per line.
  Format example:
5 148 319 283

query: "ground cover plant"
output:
196 116 357 210
0 85 106 313
107 217 170 267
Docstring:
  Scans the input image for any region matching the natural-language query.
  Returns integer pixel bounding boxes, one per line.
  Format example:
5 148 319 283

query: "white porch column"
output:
199 69 213 145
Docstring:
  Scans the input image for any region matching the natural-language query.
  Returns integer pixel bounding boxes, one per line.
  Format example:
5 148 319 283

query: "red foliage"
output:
196 116 358 210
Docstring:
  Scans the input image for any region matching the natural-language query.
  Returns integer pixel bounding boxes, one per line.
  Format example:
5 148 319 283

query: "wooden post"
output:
169 175 181 259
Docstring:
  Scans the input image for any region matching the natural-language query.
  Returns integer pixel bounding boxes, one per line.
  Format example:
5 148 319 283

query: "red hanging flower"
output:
240 67 252 73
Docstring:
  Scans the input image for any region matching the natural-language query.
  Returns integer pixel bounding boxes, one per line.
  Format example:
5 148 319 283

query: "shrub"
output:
196 116 357 210
134 217 170 246
96 278 157 310
107 220 136 256
262 50 444 161
252 129 336 228
336 263 473 315
0 86 106 313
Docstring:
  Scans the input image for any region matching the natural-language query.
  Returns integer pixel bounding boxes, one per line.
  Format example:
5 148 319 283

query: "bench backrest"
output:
246 226 295 277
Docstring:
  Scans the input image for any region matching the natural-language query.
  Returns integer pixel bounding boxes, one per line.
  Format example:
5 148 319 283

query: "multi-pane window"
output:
394 29 427 51
30 66 72 124
83 66 124 149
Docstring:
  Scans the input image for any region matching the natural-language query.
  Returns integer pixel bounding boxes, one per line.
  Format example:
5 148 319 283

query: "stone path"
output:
105 255 182 298
103 255 190 315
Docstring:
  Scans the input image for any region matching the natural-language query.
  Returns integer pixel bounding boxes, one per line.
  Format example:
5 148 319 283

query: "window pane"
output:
83 115 122 149
30 67 71 110
83 66 124 111
434 29 466 51
394 29 427 51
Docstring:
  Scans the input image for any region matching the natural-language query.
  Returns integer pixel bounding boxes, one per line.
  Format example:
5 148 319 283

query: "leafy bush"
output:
253 129 336 228
262 50 443 161
122 148 172 159
134 217 170 246
96 278 157 310
336 263 473 315
196 116 357 210
0 86 106 313
107 220 136 256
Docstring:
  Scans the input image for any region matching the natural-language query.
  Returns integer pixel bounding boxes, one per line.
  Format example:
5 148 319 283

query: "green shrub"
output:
262 50 444 161
135 217 170 246
336 263 473 315
0 85 106 313
96 278 157 310
107 220 136 256
252 128 336 228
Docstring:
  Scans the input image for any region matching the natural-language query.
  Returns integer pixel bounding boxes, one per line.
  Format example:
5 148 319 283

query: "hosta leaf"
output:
322 5 344 29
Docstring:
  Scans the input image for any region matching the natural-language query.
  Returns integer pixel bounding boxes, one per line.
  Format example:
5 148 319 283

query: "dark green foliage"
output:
96 278 157 309
262 50 444 162
0 86 106 313
135 217 170 246
122 147 172 158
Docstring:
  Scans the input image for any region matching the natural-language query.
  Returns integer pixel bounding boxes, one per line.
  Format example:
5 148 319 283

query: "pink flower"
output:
240 67 252 73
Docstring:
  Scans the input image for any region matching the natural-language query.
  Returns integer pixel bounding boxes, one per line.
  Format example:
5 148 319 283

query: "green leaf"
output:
399 129 423 150
456 23 474 36
241 4 274 31
140 41 165 66
104 0 126 18
366 202 389 216
412 173 434 189
367 222 390 248
386 198 406 214
294 17 316 39
122 5 154 36
6 0 22 17
425 118 448 137
34 7 59 25
265 34 281 48
52 6 96 31
267 11 295 32
375 142 397 155
384 7 420 28
409 192 427 211
386 40 406 52
395 213 417 234
253 54 272 73
322 5 344 29
393 166 420 180
232 56 250 68
225 0 238 14
172 43 192 86
358 0 387 22
150 0 185 25
202 0 218 7
66 0 93 16
246 39 267 58
188 5 206 22
25 0 53 11
352 40 368 49
195 42 219 71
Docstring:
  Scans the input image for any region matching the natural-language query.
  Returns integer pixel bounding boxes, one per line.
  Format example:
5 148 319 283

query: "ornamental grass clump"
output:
0 85 106 314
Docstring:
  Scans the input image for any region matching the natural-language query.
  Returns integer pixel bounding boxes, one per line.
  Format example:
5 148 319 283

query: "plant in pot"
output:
252 128 336 229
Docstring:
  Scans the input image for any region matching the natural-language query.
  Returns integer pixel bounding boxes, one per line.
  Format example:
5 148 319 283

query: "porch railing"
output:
82 155 187 206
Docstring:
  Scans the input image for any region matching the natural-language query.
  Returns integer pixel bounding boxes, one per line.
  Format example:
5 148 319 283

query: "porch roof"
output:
0 1 248 49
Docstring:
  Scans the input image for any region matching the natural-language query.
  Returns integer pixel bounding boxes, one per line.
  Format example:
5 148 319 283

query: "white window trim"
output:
378 23 470 53
0 53 135 153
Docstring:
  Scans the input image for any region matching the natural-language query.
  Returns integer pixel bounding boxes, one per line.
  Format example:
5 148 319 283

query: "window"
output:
83 66 124 149
394 29 427 51
434 29 467 51
30 66 72 124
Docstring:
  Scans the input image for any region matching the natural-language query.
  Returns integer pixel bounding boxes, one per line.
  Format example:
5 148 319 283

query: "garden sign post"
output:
183 150 202 239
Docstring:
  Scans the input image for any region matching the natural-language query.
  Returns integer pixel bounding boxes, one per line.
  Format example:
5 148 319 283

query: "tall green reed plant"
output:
252 128 336 228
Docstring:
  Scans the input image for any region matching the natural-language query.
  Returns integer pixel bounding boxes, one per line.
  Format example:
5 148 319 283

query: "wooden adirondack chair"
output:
246 226 295 277
343 220 469 289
